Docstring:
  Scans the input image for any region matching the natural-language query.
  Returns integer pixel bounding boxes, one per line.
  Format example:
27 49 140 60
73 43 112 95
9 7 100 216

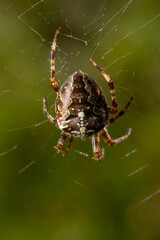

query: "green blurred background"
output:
0 0 160 239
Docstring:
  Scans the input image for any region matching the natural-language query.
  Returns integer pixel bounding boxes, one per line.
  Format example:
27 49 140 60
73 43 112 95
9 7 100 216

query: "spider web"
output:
0 0 160 239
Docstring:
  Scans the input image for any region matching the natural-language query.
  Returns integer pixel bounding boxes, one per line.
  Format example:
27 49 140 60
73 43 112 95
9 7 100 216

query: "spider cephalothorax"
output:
43 27 133 160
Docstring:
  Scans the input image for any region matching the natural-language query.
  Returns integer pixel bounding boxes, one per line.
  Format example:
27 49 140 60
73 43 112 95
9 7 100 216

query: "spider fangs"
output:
43 27 133 160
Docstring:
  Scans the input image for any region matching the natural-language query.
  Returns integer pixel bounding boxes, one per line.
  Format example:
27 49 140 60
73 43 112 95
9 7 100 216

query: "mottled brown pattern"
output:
55 70 109 137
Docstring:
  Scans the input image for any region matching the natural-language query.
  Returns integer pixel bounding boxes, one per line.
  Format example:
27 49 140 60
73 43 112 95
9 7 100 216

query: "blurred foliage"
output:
0 0 160 239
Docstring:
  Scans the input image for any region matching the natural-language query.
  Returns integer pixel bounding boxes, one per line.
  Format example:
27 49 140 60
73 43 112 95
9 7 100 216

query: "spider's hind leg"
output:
101 127 132 145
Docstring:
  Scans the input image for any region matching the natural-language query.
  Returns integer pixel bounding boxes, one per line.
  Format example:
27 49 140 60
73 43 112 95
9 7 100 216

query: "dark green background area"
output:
0 0 160 239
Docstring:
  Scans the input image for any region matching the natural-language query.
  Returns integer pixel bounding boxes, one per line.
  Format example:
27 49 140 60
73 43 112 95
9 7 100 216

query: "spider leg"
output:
50 27 61 93
55 133 73 156
101 127 132 145
92 132 105 160
90 59 118 114
106 96 134 125
55 131 68 153
62 136 73 157
43 96 57 125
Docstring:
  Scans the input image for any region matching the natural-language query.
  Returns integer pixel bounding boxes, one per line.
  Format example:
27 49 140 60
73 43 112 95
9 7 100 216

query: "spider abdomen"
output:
56 70 109 138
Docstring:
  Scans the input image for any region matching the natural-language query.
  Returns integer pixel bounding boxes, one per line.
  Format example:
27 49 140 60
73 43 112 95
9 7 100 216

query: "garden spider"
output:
43 27 133 160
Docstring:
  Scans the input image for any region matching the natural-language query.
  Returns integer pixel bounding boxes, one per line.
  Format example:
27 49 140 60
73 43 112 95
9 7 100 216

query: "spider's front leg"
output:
92 132 104 160
50 27 61 93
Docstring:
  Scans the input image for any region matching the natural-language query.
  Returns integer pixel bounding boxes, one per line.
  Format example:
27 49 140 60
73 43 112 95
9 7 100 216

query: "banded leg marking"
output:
90 59 118 114
62 136 73 157
106 96 134 125
50 27 61 93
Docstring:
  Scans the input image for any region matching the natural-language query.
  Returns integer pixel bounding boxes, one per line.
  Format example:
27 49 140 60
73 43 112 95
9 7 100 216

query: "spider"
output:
43 27 133 160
